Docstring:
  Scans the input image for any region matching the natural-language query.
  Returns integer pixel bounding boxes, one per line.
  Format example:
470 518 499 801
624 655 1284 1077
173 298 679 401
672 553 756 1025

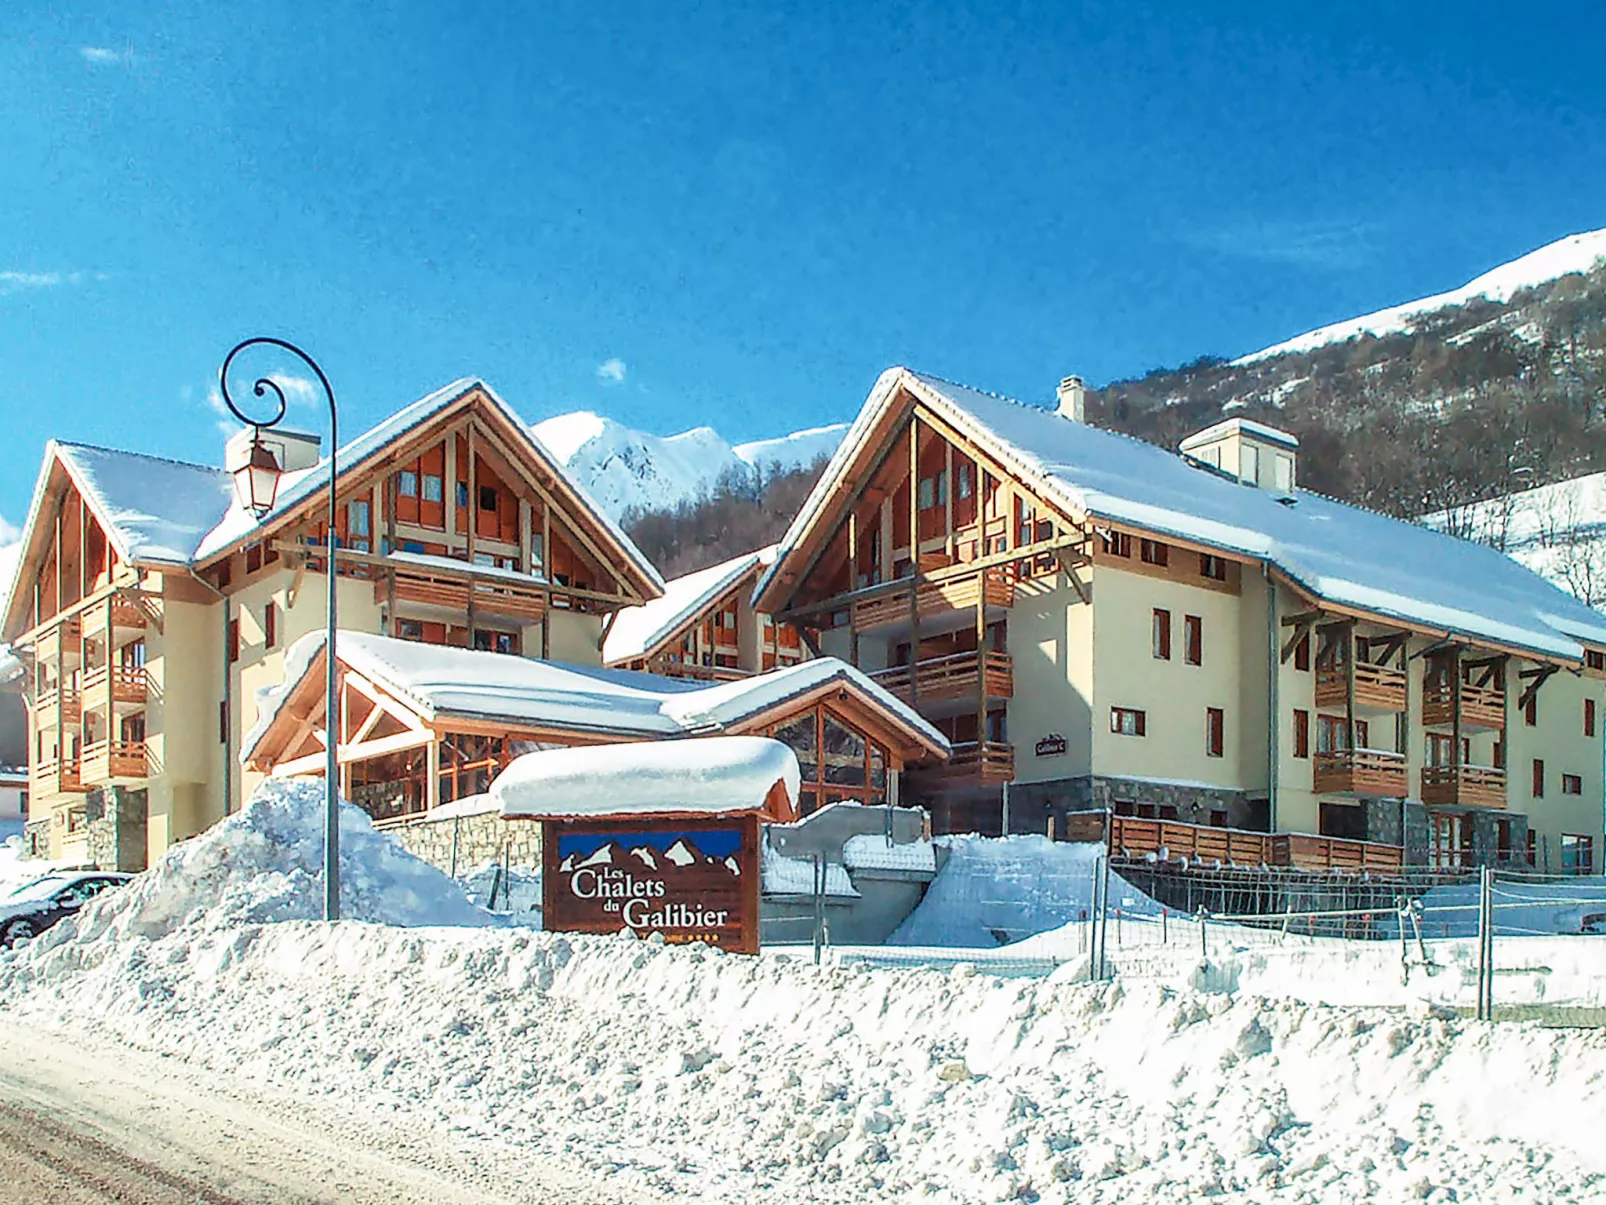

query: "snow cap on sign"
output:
493 736 801 821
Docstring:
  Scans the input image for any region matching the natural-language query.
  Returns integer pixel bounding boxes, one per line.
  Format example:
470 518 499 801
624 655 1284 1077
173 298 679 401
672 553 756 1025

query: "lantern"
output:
233 431 283 517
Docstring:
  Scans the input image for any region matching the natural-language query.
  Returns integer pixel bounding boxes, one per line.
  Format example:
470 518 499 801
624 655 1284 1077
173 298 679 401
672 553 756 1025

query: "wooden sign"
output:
1035 733 1068 758
541 814 761 954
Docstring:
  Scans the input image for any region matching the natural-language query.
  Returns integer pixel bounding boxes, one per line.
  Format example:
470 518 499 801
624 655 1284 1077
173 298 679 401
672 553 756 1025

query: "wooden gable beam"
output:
1517 664 1559 712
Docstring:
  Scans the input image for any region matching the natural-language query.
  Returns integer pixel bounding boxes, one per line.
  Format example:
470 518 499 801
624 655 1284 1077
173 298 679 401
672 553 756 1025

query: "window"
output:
1206 708 1224 757
456 482 469 509
1239 444 1260 484
472 629 519 655
957 463 974 499
246 543 262 574
1199 554 1227 582
1532 758 1545 797
1562 834 1595 875
1590 650 1605 671
479 485 498 512
399 470 418 497
1209 809 1228 828
422 474 443 503
1184 615 1203 665
1102 531 1131 558
347 499 370 538
264 601 277 650
228 618 240 664
1527 829 1537 867
1139 539 1168 566
1274 454 1294 491
1586 698 1597 738
1562 773 1582 795
1152 609 1171 660
1317 715 1367 753
917 477 935 509
1496 819 1513 861
1493 739 1505 769
1110 707 1146 737
1294 633 1311 672
1524 694 1537 726
1293 709 1309 758
219 700 229 744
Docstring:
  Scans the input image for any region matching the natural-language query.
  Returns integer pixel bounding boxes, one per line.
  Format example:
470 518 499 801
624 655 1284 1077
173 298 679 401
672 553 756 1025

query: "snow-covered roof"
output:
50 442 235 567
603 546 775 665
242 631 949 764
757 367 1606 661
492 736 801 820
1178 417 1299 452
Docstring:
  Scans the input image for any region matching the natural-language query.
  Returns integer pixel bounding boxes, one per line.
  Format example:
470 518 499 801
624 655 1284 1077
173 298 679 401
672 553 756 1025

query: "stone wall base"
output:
381 811 542 879
1002 775 1259 836
84 786 149 873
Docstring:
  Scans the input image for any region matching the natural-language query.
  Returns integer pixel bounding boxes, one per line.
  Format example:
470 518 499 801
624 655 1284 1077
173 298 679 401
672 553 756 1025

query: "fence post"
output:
812 853 826 967
1099 854 1112 980
1198 908 1208 958
449 815 461 880
1476 865 1493 1021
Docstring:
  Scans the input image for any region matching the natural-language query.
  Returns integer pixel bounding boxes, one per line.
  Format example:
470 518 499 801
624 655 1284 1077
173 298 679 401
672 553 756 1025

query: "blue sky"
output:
3 1 1605 532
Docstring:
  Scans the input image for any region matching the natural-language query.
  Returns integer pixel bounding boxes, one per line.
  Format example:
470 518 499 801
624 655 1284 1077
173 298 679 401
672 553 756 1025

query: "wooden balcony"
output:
34 684 82 730
658 662 752 683
30 756 85 797
1420 764 1507 810
80 739 148 783
385 560 546 624
81 663 148 708
852 569 1014 634
35 614 82 664
81 594 151 638
1096 815 1404 874
906 740 1014 790
1421 683 1505 731
871 650 1013 708
1315 661 1407 712
1313 748 1408 798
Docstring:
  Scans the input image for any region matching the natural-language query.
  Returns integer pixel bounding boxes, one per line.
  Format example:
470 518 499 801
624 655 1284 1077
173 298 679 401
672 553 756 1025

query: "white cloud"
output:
80 46 132 66
205 373 323 438
595 358 627 385
0 516 23 633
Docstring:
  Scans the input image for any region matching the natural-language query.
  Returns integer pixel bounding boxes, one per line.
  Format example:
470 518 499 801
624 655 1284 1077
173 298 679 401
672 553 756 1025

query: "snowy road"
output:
0 1024 643 1205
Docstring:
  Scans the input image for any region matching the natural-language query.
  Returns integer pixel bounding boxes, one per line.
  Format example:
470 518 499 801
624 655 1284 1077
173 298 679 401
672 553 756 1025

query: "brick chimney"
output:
1056 375 1085 422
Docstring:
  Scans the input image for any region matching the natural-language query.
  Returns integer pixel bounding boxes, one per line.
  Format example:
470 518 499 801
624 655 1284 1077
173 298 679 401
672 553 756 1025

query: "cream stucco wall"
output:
1089 564 1256 791
546 609 603 666
1009 571 1093 784
1507 669 1605 870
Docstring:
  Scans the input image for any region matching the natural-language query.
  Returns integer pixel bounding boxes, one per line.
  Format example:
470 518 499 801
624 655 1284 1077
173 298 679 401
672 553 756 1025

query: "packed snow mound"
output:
890 835 1162 948
26 780 495 953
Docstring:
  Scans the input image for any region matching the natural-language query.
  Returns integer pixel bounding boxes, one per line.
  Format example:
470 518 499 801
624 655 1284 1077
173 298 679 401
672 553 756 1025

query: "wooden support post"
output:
425 736 441 812
540 591 551 660
385 566 396 633
1450 645 1464 786
541 506 551 580
975 565 987 752
907 419 920 709
1344 623 1357 759
444 433 458 540
944 442 955 560
466 425 478 565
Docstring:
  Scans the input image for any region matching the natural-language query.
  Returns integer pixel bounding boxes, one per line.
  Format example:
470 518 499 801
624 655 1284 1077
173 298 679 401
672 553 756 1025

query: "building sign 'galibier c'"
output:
542 815 761 954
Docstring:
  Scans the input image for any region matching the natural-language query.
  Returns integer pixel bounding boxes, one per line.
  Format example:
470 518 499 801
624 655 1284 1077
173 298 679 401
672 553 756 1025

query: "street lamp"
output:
219 337 342 922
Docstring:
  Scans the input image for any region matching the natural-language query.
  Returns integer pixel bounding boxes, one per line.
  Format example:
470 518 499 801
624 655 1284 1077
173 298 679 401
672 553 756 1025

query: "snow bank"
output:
891 835 1161 947
7 780 494 962
5 788 1606 1202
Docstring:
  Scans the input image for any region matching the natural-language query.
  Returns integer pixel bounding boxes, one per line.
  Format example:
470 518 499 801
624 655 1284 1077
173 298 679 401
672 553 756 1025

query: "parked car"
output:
0 872 134 947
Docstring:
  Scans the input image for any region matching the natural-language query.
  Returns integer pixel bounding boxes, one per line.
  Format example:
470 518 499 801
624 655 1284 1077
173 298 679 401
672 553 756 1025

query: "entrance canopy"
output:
492 736 801 822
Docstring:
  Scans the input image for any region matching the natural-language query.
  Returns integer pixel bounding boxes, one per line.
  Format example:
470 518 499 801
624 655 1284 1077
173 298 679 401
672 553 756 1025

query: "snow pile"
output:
8 781 494 962
458 861 543 924
891 836 1161 947
6 898 1606 1200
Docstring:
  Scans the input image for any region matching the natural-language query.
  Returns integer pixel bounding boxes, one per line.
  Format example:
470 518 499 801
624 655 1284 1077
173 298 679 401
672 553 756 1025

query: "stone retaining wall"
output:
381 810 542 877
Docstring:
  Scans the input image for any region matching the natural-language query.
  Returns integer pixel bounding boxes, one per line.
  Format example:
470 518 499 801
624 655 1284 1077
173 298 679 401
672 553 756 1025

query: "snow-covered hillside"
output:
1239 226 1606 363
530 411 847 519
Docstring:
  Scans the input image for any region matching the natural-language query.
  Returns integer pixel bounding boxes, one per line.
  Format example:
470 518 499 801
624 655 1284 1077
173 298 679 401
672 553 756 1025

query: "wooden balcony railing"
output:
657 662 753 683
34 684 82 726
80 739 148 783
871 650 1013 707
1314 661 1407 712
30 756 85 797
80 663 148 706
1096 815 1405 873
1312 748 1408 798
383 558 547 624
906 740 1014 789
81 594 151 636
1420 764 1507 810
35 614 82 663
852 569 1014 633
1421 683 1506 731
1269 832 1405 873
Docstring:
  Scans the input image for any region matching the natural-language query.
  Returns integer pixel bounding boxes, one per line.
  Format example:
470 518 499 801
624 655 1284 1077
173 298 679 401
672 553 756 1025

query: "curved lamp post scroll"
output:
219 338 342 922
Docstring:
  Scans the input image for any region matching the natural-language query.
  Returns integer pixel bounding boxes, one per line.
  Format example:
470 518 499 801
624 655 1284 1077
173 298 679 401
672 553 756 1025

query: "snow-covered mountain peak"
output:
528 408 847 520
1238 226 1606 364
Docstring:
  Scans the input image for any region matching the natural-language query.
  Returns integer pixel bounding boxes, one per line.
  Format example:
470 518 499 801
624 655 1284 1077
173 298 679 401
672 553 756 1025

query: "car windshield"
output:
4 875 73 903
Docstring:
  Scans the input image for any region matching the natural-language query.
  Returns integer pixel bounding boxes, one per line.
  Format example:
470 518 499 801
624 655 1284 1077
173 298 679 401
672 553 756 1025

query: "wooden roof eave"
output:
615 568 761 668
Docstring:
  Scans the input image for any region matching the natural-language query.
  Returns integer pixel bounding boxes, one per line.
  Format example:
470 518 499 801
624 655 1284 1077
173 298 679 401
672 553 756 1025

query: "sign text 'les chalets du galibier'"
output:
541 814 761 954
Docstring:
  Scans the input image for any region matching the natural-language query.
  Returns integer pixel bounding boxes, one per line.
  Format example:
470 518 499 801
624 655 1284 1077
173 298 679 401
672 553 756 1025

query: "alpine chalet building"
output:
753 368 1606 874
